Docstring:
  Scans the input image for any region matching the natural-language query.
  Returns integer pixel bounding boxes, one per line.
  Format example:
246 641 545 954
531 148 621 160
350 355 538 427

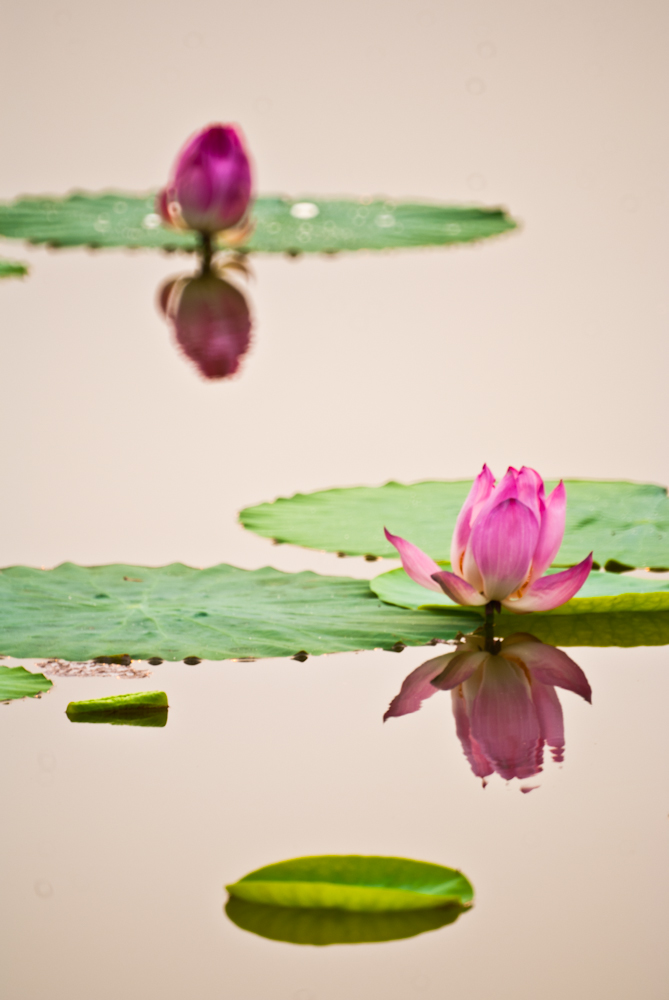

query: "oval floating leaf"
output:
0 192 517 253
225 896 467 946
240 479 669 570
0 562 479 661
372 566 669 615
0 664 52 701
66 690 168 726
226 856 473 913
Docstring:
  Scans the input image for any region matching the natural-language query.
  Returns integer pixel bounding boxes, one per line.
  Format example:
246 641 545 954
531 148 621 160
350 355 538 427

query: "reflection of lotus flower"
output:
157 124 253 234
159 272 252 380
385 633 591 783
386 465 593 612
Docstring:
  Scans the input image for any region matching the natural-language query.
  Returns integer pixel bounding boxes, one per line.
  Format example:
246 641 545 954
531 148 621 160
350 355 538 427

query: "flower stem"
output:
199 233 214 274
483 601 499 652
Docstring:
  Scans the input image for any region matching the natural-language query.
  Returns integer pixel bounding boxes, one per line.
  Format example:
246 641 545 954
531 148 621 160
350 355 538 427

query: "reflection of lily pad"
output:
66 690 168 726
0 562 479 661
0 665 52 701
226 855 474 912
225 896 467 946
240 479 669 570
0 192 517 254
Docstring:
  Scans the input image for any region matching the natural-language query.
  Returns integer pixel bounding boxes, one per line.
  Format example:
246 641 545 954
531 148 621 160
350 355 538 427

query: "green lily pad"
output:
66 691 168 726
0 665 52 701
371 566 669 615
226 856 473 913
494 610 669 647
225 896 467 946
240 479 669 570
0 192 517 254
0 562 480 661
0 257 28 278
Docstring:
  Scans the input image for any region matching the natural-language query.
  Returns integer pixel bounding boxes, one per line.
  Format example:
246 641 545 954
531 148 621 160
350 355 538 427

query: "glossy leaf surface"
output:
0 192 516 253
66 690 168 717
226 856 473 912
225 896 466 946
240 479 669 569
0 665 52 701
0 562 479 661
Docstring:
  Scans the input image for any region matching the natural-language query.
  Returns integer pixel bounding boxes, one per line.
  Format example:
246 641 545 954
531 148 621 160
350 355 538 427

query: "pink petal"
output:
451 687 494 779
470 498 540 602
504 553 593 612
516 466 545 525
431 569 487 606
431 649 490 690
471 467 520 526
529 481 566 582
450 465 495 575
503 640 592 702
383 654 452 720
470 656 543 781
384 529 442 593
530 681 565 760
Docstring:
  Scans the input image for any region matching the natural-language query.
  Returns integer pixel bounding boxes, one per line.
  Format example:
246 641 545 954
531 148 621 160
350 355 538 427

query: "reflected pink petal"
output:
529 481 566 582
451 687 494 779
503 638 592 702
530 680 565 762
469 657 543 781
431 650 489 690
506 553 593 612
431 569 487 606
471 499 540 601
383 654 454 720
384 529 442 593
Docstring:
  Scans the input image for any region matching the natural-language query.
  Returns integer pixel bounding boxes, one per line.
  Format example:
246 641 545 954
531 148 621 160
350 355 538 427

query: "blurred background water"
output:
1 1 668 997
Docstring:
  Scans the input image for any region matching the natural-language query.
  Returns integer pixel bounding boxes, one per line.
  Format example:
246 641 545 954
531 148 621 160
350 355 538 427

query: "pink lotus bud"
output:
157 124 253 234
385 465 593 613
159 272 252 380
385 632 591 785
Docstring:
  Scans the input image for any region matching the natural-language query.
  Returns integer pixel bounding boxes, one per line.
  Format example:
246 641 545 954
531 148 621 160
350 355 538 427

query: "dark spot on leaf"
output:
94 654 131 665
147 657 163 665
590 561 601 571
391 642 406 653
649 566 669 572
194 611 209 618
123 576 143 583
183 656 201 665
337 552 347 558
94 593 110 599
604 559 635 574
364 554 379 562
292 651 309 662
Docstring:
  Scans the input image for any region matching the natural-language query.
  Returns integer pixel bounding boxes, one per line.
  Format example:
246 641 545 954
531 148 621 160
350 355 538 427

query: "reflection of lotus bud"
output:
157 124 253 234
159 273 252 380
385 633 591 786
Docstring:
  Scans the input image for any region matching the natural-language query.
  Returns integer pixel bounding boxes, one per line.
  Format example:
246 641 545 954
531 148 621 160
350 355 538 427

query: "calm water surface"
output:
2 643 668 999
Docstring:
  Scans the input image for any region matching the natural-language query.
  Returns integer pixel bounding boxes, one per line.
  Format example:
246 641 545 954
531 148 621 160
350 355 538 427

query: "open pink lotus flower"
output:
157 124 253 235
385 633 591 783
385 465 593 612
158 271 252 380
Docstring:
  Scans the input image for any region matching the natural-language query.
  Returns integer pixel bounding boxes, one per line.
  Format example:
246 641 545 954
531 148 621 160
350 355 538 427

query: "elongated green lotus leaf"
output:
0 665 52 701
225 896 466 946
0 192 517 254
67 708 168 727
0 257 28 278
240 479 669 570
0 562 479 661
66 690 168 717
371 566 669 615
226 856 473 913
